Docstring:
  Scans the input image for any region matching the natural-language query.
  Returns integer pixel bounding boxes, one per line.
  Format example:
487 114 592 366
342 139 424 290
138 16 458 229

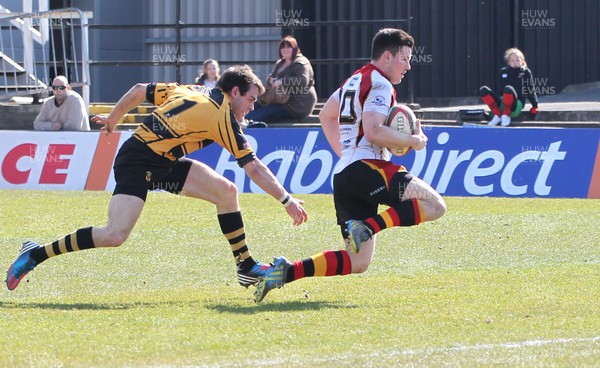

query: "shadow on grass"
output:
206 300 358 314
0 300 358 313
0 300 168 311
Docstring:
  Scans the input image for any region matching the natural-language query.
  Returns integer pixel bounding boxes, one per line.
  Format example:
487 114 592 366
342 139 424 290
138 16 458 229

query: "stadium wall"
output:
5 0 595 103
1 128 599 199
291 0 600 102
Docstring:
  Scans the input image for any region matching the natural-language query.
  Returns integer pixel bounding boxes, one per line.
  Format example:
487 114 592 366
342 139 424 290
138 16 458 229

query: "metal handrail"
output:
88 19 408 30
0 7 91 107
86 18 409 87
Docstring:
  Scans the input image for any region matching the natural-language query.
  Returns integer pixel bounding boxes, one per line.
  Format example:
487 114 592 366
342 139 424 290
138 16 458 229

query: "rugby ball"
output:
384 104 418 156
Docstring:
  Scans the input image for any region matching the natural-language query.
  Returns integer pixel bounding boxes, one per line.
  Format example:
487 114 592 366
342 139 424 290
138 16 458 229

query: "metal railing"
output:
88 19 408 74
89 18 411 103
1 3 411 105
0 7 91 107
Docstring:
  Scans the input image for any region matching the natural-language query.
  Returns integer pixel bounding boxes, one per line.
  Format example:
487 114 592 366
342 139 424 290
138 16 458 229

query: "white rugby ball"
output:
384 104 417 156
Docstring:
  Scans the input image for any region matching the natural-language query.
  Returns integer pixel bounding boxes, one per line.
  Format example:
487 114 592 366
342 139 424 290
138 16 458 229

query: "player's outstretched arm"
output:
91 83 148 134
243 159 308 226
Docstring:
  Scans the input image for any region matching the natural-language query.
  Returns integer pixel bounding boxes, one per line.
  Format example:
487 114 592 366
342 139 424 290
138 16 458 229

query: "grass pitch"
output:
0 190 599 367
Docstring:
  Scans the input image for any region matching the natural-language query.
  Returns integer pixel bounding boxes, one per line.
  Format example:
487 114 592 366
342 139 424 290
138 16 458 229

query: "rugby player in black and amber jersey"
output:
6 65 307 292
134 82 253 162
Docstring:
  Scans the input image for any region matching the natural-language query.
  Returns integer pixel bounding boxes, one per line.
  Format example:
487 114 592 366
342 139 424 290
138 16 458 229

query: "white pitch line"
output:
388 335 600 356
208 335 600 368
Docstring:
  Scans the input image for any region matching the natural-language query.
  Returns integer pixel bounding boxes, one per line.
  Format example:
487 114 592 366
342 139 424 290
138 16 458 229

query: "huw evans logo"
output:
152 45 186 63
521 9 557 30
411 46 433 65
275 9 310 28
523 77 556 96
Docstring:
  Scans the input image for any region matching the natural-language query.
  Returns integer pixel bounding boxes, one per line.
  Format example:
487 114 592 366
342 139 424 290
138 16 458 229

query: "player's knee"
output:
479 85 492 96
349 252 372 273
221 181 238 203
101 230 130 247
352 259 371 273
429 197 447 221
503 85 517 95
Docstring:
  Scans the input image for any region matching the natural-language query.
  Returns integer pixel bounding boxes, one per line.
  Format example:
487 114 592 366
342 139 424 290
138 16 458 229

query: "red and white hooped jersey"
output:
331 63 396 174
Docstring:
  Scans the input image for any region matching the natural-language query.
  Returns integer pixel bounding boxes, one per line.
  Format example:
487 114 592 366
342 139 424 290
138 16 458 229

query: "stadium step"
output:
413 101 600 128
417 106 600 122
89 100 600 130
3 99 597 131
89 102 324 130
89 103 155 116
89 103 155 130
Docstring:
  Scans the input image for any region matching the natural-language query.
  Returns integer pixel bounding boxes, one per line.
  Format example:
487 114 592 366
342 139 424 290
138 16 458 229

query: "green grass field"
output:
1 190 599 367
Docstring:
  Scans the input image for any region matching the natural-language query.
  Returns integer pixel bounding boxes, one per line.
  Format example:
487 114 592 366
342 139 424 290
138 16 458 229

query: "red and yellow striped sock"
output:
286 250 352 283
364 198 426 234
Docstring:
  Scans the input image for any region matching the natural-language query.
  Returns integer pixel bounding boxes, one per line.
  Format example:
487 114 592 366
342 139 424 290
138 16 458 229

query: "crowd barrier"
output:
1 127 599 198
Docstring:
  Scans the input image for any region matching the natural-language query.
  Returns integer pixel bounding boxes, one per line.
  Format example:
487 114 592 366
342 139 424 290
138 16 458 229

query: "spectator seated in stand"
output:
480 48 539 127
245 36 317 125
33 76 90 131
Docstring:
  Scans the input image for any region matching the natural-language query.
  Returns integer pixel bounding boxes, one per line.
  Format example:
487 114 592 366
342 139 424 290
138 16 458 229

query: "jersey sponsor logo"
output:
372 96 386 106
369 186 386 197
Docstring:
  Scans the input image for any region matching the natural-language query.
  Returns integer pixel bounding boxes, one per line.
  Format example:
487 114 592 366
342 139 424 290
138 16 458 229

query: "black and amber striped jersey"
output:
132 82 255 166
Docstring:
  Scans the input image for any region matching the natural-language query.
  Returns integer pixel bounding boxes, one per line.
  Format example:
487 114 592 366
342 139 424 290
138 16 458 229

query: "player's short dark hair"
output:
217 65 265 95
371 28 414 60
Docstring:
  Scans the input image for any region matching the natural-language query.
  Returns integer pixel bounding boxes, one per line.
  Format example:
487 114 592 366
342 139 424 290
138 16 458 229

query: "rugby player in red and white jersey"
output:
255 28 447 302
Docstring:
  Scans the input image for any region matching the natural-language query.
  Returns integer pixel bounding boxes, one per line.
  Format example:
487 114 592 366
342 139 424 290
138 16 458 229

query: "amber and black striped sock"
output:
218 211 254 268
30 226 96 264
286 250 352 283
364 198 426 235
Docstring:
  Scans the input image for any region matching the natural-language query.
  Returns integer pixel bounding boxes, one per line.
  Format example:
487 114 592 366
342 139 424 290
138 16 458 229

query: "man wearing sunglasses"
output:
33 75 90 131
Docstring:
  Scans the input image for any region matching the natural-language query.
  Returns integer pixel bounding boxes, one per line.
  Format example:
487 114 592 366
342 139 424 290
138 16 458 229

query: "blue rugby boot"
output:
6 241 42 290
254 256 292 303
237 260 270 287
345 220 373 254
